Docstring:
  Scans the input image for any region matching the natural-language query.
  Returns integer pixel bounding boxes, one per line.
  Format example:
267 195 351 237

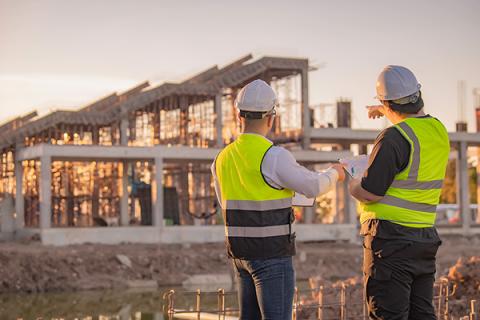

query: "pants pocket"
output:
370 264 392 281
371 237 413 259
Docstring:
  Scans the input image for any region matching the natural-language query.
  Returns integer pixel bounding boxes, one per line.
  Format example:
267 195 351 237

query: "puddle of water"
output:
0 281 311 319
0 288 171 319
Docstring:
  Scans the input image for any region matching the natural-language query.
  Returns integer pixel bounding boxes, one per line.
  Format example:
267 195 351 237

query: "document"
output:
339 154 369 179
292 192 315 207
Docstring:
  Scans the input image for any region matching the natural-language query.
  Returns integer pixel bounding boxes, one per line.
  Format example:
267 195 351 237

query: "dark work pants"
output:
232 256 295 320
363 235 441 320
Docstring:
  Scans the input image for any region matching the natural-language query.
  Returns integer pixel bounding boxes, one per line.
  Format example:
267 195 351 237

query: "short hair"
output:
384 91 424 114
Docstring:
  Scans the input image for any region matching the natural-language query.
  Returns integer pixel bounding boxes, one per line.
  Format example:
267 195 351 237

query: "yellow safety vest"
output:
215 134 295 259
359 117 450 228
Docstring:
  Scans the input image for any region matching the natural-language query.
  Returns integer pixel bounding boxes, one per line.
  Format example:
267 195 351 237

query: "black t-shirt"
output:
361 127 410 196
360 115 441 243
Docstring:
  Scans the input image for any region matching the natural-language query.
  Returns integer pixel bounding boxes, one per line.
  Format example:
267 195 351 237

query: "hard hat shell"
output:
375 65 421 101
235 79 278 112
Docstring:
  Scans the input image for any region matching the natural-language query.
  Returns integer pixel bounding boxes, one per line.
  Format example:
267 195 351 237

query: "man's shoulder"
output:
265 145 294 158
375 126 407 145
262 145 296 169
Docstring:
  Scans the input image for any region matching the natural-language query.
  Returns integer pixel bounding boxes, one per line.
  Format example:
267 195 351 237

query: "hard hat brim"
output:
374 83 422 101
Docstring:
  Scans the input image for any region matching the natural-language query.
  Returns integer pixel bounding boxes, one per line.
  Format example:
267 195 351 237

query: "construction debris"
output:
448 256 480 299
116 254 133 269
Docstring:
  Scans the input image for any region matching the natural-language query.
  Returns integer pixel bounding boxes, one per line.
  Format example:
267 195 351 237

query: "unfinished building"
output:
0 54 478 245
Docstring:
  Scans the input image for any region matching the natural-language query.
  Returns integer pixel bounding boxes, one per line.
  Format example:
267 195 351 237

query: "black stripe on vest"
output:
224 207 295 259
227 235 296 260
225 207 292 227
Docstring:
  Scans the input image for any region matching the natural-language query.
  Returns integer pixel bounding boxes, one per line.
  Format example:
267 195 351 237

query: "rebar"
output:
471 300 477 320
438 280 444 319
293 286 300 320
317 285 324 320
162 279 477 319
196 288 201 320
218 288 225 320
339 282 346 320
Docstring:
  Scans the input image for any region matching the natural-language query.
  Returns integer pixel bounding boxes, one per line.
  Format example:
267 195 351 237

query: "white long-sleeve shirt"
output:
211 133 339 205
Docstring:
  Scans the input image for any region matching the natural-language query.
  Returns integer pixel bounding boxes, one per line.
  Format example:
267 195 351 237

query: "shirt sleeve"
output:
361 127 411 196
261 146 339 198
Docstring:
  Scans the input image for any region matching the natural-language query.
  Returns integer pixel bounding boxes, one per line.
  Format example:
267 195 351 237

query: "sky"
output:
1 0 479 131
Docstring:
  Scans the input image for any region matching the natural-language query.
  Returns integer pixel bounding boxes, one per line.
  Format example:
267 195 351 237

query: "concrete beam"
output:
16 143 350 163
311 127 480 145
311 128 379 144
437 226 480 236
39 156 52 229
40 226 161 245
37 224 357 246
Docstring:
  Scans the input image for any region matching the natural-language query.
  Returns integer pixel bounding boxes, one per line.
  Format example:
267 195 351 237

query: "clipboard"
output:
339 154 369 179
292 192 315 207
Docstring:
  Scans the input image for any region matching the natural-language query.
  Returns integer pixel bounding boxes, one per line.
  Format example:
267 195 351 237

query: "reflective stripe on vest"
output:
226 224 292 237
359 117 450 228
378 195 437 213
390 180 443 190
225 198 292 211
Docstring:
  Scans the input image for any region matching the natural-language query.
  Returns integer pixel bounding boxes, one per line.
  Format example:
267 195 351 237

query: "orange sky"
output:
1 0 479 131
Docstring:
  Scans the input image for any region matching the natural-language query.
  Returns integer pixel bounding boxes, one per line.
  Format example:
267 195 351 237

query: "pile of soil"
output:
0 235 479 295
447 256 480 299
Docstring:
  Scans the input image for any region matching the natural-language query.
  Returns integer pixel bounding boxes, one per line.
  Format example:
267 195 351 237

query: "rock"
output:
299 251 307 262
115 254 132 268
182 273 232 291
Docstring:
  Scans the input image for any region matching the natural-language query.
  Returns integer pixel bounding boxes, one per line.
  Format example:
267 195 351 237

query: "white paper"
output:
339 154 369 179
292 192 315 207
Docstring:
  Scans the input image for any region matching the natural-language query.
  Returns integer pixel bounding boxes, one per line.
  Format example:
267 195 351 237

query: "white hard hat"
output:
235 79 278 113
375 65 421 101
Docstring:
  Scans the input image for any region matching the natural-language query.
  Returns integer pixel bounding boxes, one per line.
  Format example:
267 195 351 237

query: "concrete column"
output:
120 161 129 226
14 159 24 230
456 141 471 234
120 117 130 226
301 69 311 149
152 157 164 227
120 117 129 146
215 93 223 147
39 156 52 229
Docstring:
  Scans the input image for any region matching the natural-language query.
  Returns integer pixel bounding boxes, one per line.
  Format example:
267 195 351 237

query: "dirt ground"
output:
0 235 479 294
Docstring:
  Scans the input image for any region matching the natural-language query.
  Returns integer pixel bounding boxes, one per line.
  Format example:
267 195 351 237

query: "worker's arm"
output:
349 178 383 203
261 147 345 198
351 127 411 203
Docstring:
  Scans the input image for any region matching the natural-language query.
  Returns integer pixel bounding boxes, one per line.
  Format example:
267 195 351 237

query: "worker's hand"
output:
331 164 346 182
366 104 386 119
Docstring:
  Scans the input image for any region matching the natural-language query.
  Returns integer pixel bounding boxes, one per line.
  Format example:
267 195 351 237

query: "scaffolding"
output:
0 54 311 232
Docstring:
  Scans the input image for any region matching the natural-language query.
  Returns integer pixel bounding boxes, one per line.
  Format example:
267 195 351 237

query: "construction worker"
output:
211 79 345 320
349 66 450 319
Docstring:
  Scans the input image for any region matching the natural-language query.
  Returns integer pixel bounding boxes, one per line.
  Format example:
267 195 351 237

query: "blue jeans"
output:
232 256 295 320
